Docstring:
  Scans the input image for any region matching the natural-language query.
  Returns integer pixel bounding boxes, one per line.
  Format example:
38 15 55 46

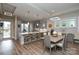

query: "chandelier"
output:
0 3 16 16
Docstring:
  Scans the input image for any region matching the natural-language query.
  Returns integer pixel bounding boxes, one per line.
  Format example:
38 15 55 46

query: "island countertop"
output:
20 31 48 35
20 30 48 45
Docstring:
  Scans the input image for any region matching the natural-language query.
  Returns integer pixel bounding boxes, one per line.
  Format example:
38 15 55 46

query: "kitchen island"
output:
20 31 47 45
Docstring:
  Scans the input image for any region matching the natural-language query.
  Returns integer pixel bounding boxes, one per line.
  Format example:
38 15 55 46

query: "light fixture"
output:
50 17 61 21
51 10 55 13
50 17 54 20
43 24 45 27
27 22 29 25
37 23 39 26
4 11 12 16
55 17 61 20
4 12 6 15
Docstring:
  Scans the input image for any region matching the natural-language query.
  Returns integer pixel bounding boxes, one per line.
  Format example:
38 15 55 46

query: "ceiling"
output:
5 3 79 20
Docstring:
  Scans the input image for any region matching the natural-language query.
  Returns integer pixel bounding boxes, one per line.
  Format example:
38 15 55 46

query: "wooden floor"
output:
0 39 79 55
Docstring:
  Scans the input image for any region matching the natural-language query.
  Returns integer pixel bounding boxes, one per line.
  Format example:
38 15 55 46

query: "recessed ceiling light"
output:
43 24 45 27
51 10 55 13
50 17 61 21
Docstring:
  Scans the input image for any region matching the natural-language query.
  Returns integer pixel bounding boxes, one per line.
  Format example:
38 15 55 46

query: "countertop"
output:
20 31 48 35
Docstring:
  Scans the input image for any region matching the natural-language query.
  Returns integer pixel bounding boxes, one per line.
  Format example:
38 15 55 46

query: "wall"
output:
53 17 78 33
47 19 54 31
47 10 79 33
17 19 21 40
11 19 15 39
11 16 21 40
57 10 79 33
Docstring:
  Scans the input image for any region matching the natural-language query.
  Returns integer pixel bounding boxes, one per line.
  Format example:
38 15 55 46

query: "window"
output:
21 22 29 32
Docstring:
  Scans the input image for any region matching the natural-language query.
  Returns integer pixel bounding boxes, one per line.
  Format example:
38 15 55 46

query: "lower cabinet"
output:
24 33 43 44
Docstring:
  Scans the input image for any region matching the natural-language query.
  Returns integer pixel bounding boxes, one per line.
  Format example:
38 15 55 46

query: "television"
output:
0 23 3 27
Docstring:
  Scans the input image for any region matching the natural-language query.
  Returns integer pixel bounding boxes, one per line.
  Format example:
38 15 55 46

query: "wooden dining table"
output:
49 35 64 44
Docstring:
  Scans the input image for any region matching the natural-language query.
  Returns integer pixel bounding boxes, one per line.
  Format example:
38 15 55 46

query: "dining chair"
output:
44 35 56 54
56 35 67 51
73 33 79 43
41 33 47 39
66 33 75 44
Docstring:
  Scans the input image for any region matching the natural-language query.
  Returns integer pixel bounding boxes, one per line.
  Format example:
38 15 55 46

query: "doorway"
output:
3 21 11 38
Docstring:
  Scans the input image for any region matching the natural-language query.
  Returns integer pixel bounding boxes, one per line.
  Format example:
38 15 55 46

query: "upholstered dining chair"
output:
73 33 79 43
44 35 56 54
66 33 75 44
41 33 47 39
56 35 67 51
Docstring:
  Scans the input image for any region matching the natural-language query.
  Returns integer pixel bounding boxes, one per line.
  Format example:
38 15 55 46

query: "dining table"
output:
49 35 64 44
49 35 67 50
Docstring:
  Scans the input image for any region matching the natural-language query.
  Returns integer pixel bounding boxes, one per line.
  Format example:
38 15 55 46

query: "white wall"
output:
47 10 79 33
47 20 54 31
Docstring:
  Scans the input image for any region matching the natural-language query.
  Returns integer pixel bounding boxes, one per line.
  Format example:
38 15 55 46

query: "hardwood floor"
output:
0 39 79 55
0 39 15 55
